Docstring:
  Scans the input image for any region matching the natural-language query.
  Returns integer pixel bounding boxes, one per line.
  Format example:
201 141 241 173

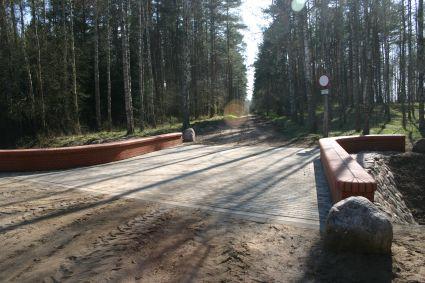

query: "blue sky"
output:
241 0 273 100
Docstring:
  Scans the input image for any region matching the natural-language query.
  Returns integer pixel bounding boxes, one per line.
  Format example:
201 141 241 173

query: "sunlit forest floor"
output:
265 104 424 149
14 116 228 149
14 104 424 151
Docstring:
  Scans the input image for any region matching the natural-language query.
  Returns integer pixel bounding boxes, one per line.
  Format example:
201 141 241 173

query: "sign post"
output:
319 75 330 137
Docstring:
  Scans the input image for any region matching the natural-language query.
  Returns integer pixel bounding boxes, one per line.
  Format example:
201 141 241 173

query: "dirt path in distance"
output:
194 115 317 147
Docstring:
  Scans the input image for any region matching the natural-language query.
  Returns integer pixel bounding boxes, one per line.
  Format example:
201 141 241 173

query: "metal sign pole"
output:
319 75 330 138
323 90 329 137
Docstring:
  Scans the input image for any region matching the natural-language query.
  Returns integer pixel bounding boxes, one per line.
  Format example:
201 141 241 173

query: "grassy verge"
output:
14 105 424 149
16 116 230 149
264 104 424 147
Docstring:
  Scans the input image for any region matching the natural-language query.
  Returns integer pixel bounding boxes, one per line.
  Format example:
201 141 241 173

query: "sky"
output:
240 0 273 101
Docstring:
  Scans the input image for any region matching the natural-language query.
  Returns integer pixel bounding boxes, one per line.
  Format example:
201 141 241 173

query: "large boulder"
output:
183 128 196 142
412 138 425 154
325 196 393 254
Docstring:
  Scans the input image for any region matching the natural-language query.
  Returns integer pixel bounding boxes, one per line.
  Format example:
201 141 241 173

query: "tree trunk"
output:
407 0 414 120
61 0 70 129
0 0 12 107
301 6 316 132
362 0 372 136
153 2 165 122
209 0 217 117
287 14 297 122
138 0 145 131
181 0 191 130
69 0 80 133
384 6 391 123
418 0 425 132
144 0 156 127
18 0 35 116
121 0 135 134
61 0 70 131
351 0 361 132
106 0 112 130
226 0 232 103
10 0 18 44
400 0 407 129
94 0 101 130
31 0 47 131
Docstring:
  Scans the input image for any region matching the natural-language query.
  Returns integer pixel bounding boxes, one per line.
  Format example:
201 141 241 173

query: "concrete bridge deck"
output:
1 145 332 227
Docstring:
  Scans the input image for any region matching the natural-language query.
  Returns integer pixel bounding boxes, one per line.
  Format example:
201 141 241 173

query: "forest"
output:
0 0 247 146
3 0 425 148
253 0 425 137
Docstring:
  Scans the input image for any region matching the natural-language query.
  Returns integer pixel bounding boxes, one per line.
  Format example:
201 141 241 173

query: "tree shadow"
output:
0 143 339 282
296 160 394 283
313 159 333 232
296 239 393 282
0 145 289 234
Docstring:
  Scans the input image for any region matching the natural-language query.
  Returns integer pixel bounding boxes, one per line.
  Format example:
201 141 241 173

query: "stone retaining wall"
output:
353 152 416 225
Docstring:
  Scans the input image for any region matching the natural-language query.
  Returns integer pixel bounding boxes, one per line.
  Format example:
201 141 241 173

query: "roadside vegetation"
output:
253 0 425 140
15 103 423 149
0 0 247 147
15 116 239 149
262 104 424 148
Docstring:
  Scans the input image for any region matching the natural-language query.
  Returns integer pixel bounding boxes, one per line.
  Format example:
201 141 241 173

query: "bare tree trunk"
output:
37 0 47 131
226 0 232 103
0 0 12 107
418 0 425 132
69 0 80 133
106 0 112 130
362 0 372 135
153 2 165 123
400 0 407 129
384 0 391 122
407 0 414 120
287 14 297 122
301 5 316 132
9 0 17 41
351 0 361 132
121 0 135 134
192 2 201 118
94 0 101 130
138 0 145 131
61 0 70 129
144 1 155 127
336 0 346 125
181 0 191 130
209 0 217 117
18 0 35 116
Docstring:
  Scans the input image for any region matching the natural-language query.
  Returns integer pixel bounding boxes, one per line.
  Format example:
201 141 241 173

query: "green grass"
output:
16 105 424 149
265 104 424 147
18 115 230 149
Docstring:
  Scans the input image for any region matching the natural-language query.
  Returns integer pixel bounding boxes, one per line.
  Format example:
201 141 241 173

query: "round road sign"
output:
319 75 330 87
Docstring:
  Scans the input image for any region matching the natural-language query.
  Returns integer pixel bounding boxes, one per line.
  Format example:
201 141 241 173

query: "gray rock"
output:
183 128 196 142
325 196 393 254
412 138 425 154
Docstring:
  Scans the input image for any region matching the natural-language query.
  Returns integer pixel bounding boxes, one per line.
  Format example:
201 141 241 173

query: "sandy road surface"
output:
0 117 424 282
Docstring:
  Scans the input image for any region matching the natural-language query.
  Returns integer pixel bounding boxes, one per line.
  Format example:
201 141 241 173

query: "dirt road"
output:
0 117 424 282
